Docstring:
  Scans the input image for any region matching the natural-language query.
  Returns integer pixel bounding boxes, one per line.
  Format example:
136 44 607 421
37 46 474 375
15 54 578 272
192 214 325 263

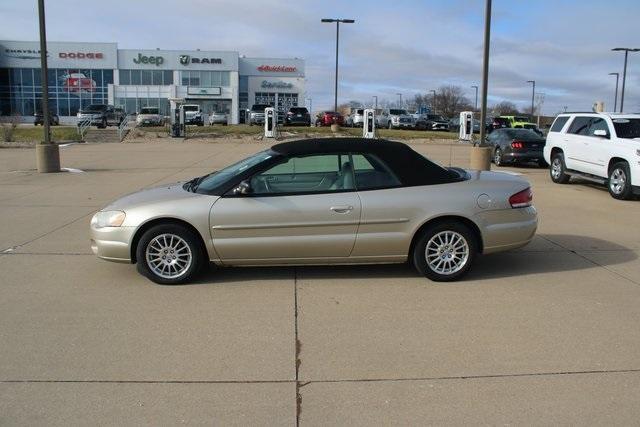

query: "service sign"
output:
0 40 117 69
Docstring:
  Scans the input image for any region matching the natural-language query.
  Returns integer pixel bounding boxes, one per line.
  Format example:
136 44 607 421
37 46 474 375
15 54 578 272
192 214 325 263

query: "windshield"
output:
251 104 271 112
183 105 199 112
355 109 364 114
84 104 106 112
194 150 275 194
515 116 529 122
389 109 408 115
140 107 159 114
612 118 640 139
428 114 446 121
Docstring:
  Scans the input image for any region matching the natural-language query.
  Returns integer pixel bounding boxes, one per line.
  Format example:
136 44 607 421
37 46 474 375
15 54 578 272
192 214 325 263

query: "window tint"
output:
568 117 592 135
550 116 569 132
612 118 640 139
251 154 353 194
352 153 401 190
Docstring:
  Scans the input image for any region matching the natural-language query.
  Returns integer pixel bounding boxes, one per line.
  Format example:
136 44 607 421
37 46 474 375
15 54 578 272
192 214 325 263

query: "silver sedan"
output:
90 138 537 284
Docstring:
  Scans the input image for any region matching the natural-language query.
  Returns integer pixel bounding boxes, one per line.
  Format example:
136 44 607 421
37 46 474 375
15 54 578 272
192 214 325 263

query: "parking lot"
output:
1 139 640 425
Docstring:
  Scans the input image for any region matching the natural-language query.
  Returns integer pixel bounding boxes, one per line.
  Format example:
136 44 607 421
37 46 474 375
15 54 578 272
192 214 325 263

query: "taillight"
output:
511 140 525 149
509 187 533 208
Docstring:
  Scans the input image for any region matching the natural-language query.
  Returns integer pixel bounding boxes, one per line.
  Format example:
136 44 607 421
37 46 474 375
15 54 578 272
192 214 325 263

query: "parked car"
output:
77 104 125 128
34 111 59 126
136 107 164 127
208 111 228 126
416 114 449 131
183 104 204 126
285 107 311 126
487 128 546 167
315 111 344 126
448 117 481 134
488 117 511 133
544 112 640 200
248 104 272 126
345 108 365 127
90 138 537 284
388 109 415 129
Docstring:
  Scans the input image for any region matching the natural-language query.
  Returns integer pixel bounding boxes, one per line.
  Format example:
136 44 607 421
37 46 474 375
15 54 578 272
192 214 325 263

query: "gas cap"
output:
477 193 491 209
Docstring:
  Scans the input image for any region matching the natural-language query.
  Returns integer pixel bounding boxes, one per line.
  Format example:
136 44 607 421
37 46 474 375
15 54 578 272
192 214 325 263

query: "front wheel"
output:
412 221 478 282
493 148 503 166
550 152 570 184
136 224 205 285
608 162 633 200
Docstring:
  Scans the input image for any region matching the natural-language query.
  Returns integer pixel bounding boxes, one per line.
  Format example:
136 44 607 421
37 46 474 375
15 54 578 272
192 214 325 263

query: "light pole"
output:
471 85 478 111
321 18 355 112
612 48 639 112
396 93 402 108
527 80 535 119
478 0 492 147
430 89 437 113
372 95 378 109
608 72 619 112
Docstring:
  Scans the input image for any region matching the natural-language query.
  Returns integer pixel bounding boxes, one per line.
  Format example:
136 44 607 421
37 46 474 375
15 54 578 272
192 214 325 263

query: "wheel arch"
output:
130 217 208 264
608 157 628 174
408 215 484 258
550 146 563 158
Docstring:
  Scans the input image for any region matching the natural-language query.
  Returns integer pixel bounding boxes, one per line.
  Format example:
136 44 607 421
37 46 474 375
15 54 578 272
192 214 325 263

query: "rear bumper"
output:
475 206 538 254
502 151 544 163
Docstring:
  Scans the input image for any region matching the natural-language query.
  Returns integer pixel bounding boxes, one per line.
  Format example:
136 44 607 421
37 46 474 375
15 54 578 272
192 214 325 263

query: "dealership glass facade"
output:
118 69 173 85
179 71 230 87
0 67 113 116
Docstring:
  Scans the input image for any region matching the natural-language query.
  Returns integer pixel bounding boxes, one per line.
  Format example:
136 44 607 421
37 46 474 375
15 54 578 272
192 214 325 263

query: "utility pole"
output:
372 95 378 109
527 80 535 119
321 18 355 112
396 93 402 108
430 89 437 113
608 72 619 112
478 0 492 147
612 48 639 112
471 85 478 111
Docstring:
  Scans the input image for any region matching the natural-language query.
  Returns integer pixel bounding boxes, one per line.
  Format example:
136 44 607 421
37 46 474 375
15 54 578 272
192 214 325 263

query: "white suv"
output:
544 112 640 200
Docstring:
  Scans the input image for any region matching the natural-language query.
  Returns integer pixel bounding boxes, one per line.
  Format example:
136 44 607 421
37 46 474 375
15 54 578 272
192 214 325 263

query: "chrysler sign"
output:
257 65 297 72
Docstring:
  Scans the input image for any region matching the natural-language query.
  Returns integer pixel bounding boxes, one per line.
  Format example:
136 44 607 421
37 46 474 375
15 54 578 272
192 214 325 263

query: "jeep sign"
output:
133 53 164 66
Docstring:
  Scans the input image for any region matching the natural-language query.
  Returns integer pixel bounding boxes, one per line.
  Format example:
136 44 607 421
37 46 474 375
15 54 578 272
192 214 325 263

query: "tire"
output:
412 221 478 282
99 118 107 129
387 121 392 129
493 148 503 166
608 161 633 200
136 224 205 285
550 152 570 184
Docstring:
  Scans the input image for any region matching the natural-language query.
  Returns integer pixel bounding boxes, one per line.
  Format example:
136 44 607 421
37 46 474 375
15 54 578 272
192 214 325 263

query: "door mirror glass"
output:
232 180 252 195
593 129 608 137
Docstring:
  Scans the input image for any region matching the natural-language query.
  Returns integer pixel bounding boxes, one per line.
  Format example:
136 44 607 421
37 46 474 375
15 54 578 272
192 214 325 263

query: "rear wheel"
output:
413 221 478 282
550 152 570 184
387 121 392 129
136 224 205 285
493 148 503 166
608 162 633 200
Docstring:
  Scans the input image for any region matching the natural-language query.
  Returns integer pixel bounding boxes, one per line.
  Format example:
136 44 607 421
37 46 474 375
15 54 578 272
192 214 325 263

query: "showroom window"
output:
119 70 173 86
180 71 230 87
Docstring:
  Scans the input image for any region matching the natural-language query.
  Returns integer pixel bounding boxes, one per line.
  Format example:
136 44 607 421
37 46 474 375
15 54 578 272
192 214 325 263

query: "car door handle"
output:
330 206 354 213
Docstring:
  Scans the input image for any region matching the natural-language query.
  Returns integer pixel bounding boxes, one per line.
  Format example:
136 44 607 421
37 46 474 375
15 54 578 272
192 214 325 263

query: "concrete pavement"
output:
1 139 639 425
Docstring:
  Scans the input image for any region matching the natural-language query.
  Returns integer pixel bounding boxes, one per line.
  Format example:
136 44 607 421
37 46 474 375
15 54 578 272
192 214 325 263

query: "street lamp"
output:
430 89 437 113
321 18 355 112
527 80 535 119
396 93 402 108
608 72 619 112
372 95 378 109
471 85 478 111
612 48 640 112
478 0 492 147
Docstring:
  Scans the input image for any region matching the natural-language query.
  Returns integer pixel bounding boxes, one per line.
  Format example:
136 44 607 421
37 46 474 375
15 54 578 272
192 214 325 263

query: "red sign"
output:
257 65 297 73
58 52 104 60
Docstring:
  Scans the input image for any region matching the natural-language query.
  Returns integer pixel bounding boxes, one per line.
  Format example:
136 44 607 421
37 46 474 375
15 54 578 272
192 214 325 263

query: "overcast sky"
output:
2 0 639 114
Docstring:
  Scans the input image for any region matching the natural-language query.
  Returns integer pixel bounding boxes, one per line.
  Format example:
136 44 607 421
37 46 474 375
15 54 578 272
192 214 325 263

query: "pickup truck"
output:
386 109 414 129
544 112 640 200
183 104 204 126
77 104 125 128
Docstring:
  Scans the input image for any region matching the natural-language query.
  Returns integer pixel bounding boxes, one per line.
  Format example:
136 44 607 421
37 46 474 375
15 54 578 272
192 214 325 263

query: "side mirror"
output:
593 129 609 138
232 180 252 195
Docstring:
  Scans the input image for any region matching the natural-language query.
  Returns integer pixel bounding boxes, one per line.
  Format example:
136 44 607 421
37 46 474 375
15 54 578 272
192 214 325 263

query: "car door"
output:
209 153 362 262
582 117 611 177
563 116 592 171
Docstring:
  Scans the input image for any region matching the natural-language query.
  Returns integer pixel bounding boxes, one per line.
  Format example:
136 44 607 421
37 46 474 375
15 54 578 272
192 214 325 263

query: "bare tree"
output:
490 101 520 116
427 86 473 117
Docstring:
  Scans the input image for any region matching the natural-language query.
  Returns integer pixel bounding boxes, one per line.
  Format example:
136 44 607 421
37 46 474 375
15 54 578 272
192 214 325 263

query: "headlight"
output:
91 210 126 228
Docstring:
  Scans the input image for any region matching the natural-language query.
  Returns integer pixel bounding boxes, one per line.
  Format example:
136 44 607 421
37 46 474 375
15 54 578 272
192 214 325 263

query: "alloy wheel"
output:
551 158 562 180
145 233 193 279
425 231 469 275
610 168 627 195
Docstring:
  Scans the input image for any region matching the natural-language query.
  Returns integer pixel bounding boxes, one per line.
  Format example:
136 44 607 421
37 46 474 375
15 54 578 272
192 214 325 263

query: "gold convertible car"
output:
90 138 537 284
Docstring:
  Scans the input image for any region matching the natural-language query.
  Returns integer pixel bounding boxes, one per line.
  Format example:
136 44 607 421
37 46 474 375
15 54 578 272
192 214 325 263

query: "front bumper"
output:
90 225 136 263
431 123 449 130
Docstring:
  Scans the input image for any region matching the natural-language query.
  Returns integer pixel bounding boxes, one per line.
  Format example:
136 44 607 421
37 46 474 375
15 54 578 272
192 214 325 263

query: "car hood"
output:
103 182 214 211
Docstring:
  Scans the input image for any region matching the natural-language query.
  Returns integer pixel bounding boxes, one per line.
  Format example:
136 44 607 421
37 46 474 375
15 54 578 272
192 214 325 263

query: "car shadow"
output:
185 234 636 285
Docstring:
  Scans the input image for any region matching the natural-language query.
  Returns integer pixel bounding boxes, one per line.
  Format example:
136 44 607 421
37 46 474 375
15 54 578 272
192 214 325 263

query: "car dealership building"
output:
0 40 305 124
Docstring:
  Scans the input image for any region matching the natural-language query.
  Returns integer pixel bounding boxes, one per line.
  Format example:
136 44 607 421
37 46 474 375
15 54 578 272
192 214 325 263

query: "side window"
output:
351 153 401 191
567 117 592 136
550 116 569 132
250 154 353 195
587 118 610 137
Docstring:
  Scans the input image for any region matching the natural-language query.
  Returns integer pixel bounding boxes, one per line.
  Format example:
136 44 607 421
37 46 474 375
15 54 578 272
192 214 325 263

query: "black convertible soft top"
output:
271 138 459 186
